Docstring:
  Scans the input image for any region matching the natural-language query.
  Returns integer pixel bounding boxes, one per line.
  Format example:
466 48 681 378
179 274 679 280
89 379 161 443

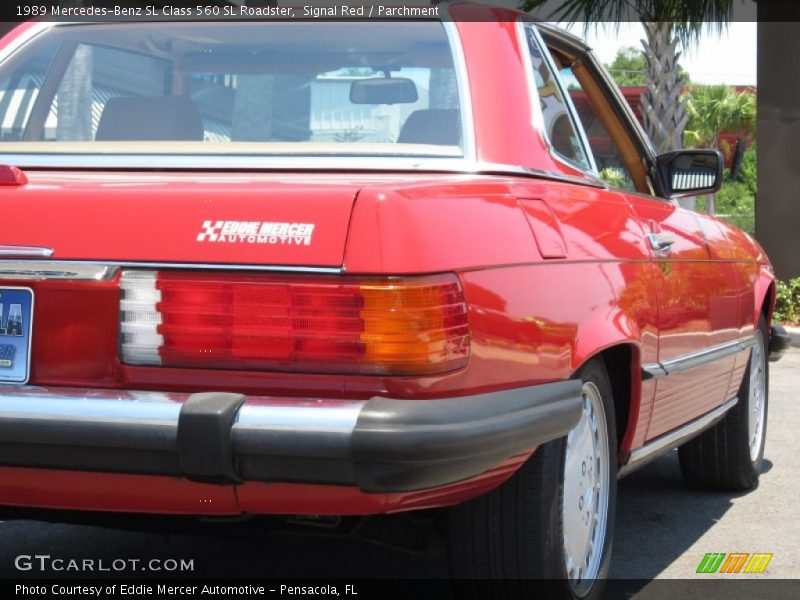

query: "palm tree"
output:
683 84 756 149
683 83 755 214
522 0 736 155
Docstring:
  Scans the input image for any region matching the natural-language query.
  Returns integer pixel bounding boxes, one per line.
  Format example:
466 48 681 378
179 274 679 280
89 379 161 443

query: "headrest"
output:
96 96 205 141
398 109 461 146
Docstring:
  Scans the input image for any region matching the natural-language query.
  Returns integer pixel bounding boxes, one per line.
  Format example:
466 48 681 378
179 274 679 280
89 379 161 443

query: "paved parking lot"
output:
1 350 798 581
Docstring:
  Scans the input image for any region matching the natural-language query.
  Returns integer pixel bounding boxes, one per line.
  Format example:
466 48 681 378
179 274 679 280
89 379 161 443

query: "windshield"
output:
0 21 464 158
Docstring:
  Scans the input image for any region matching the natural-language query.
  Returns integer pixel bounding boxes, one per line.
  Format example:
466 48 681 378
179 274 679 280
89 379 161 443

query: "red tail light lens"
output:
120 271 469 375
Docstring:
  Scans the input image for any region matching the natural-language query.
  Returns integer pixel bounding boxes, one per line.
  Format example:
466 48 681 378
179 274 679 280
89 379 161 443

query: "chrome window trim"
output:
0 154 467 169
443 20 477 163
642 336 755 380
0 155 608 189
0 260 341 279
0 21 475 164
0 22 53 66
618 396 738 478
517 20 599 177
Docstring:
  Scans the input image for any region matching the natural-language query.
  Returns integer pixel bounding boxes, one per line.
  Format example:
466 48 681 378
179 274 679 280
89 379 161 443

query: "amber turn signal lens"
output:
120 271 469 376
359 276 470 374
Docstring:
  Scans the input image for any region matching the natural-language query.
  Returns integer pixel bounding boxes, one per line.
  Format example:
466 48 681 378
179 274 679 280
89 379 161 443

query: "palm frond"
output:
683 84 756 147
523 0 739 47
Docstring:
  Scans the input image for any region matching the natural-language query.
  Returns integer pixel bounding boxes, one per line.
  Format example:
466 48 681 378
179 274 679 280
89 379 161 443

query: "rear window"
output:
0 22 463 158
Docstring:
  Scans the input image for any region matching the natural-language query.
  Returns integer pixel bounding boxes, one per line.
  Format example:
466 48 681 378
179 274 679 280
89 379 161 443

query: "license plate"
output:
0 287 33 384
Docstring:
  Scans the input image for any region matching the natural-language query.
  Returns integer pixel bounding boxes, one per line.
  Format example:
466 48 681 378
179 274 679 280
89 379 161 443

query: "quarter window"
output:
559 65 636 190
524 25 593 172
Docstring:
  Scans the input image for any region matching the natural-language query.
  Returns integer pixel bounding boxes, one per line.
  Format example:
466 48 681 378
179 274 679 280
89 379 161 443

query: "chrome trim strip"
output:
0 155 607 188
0 261 118 281
0 260 340 277
740 336 757 349
236 402 363 433
0 386 365 428
641 363 668 380
642 336 755 380
619 396 738 478
443 20 477 163
0 154 463 170
479 162 606 188
0 245 54 258
0 386 366 460
0 389 183 421
0 23 52 67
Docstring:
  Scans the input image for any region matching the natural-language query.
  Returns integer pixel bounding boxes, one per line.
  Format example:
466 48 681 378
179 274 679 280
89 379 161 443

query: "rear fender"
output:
343 186 539 273
572 316 649 456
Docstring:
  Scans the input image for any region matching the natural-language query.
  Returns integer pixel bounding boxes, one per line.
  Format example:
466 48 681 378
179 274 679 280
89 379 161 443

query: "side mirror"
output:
350 78 418 105
655 149 723 198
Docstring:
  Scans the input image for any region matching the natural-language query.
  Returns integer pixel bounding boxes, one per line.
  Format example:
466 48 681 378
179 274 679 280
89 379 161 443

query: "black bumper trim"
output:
0 382 583 493
769 324 791 362
177 392 246 484
350 382 582 492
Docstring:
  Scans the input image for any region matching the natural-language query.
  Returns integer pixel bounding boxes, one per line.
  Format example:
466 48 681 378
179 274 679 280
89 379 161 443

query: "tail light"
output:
120 271 469 375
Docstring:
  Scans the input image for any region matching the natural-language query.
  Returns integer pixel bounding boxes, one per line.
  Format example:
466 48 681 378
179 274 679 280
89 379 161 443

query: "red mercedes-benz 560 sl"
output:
0 4 789 595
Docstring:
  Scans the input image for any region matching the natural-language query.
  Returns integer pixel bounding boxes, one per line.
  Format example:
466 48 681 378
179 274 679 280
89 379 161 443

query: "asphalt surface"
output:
1 350 798 581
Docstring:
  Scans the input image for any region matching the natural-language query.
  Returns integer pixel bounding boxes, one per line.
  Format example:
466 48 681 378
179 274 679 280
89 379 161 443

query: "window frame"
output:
518 21 598 176
557 61 638 192
536 22 663 198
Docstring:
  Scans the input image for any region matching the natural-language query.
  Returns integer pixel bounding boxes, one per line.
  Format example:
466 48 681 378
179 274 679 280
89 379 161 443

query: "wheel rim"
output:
562 381 610 591
748 330 767 462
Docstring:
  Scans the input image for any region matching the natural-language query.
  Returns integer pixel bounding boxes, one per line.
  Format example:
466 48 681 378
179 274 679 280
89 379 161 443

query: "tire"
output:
678 316 769 491
445 358 617 599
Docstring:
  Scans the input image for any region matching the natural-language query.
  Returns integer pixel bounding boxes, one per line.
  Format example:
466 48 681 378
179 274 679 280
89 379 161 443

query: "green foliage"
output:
695 145 756 234
605 47 647 86
713 181 755 235
738 141 756 191
683 84 756 149
604 46 690 88
598 167 630 188
775 278 800 324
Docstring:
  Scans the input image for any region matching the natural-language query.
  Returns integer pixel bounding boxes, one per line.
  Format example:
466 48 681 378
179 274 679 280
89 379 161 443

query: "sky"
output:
563 22 757 86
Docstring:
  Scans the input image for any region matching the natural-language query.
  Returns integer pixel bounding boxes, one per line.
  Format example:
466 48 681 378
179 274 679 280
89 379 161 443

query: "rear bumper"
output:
0 382 582 493
769 324 791 362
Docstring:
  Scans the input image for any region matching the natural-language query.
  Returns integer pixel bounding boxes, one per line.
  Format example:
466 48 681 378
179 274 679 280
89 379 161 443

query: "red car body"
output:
0 6 779 525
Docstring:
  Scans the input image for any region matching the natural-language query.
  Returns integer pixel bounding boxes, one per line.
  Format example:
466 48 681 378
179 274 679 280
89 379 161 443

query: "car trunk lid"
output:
0 170 361 267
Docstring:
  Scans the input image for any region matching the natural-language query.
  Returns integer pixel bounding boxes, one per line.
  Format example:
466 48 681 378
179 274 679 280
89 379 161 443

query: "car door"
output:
626 198 742 437
538 30 743 439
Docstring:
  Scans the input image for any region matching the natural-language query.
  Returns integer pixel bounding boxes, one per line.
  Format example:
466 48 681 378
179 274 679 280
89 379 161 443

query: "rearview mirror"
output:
350 78 418 105
655 149 723 198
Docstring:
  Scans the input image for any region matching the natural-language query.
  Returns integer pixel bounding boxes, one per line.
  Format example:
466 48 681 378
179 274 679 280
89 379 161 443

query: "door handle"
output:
647 232 676 253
